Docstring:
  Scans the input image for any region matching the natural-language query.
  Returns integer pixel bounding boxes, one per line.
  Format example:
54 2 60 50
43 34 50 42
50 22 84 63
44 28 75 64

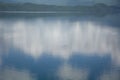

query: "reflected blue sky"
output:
0 14 120 80
69 54 111 80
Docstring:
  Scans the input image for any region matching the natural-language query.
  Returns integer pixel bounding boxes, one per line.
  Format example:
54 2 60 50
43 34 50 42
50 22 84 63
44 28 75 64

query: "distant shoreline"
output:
0 2 120 15
0 11 84 13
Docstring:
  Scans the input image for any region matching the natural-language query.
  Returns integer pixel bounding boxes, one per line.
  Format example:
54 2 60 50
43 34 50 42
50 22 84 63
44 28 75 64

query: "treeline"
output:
0 2 120 13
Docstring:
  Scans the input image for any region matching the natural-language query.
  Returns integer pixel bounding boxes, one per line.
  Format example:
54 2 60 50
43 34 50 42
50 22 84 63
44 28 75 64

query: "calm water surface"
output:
0 13 120 80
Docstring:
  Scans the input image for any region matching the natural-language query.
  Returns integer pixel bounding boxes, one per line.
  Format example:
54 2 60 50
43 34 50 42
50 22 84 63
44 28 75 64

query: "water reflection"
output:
69 54 111 80
1 18 120 60
0 15 120 80
0 68 36 80
1 49 62 80
100 70 120 80
58 63 88 80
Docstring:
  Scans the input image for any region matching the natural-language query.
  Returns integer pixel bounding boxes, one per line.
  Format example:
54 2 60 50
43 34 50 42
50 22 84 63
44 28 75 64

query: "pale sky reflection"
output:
0 18 120 65
99 70 120 80
0 68 36 80
58 63 88 80
58 62 120 80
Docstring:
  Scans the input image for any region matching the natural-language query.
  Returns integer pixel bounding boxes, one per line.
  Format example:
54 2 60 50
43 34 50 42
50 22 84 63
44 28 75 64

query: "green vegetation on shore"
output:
0 2 120 13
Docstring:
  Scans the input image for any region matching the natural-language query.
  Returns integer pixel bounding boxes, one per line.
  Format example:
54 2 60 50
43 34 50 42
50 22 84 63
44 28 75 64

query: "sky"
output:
0 0 118 5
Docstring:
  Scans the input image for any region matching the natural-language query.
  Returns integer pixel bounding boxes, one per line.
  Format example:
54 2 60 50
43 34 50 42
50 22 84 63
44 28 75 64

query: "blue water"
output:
0 13 120 80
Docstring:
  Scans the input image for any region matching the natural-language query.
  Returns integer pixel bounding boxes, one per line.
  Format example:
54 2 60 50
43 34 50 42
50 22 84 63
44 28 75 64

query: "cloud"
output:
0 68 36 80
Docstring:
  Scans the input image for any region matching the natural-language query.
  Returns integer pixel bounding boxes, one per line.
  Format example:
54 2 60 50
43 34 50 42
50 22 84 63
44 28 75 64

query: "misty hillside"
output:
0 3 120 15
0 0 117 6
0 2 120 14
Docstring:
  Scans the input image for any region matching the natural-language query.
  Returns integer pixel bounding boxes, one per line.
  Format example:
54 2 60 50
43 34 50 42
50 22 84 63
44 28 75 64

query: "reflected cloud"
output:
0 18 120 65
0 68 36 80
99 70 120 80
58 63 88 80
0 59 1 66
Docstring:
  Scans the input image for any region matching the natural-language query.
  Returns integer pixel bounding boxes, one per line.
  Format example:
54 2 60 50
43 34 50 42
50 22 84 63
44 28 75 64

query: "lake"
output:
0 13 120 80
